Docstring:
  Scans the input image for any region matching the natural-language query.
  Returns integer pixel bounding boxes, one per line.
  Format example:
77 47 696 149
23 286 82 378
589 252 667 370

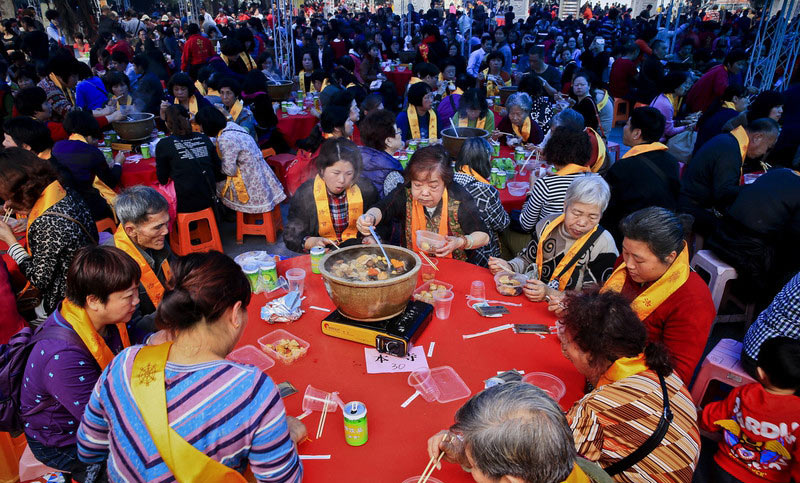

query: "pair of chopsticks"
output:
420 434 450 483
316 394 331 439
1 208 12 224
419 251 439 271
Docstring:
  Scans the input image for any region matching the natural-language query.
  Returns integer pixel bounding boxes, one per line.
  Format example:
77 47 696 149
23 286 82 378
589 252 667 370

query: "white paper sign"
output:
365 346 429 374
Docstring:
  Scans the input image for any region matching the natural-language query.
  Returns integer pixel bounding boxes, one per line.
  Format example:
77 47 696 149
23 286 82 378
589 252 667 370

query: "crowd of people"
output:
0 0 799 482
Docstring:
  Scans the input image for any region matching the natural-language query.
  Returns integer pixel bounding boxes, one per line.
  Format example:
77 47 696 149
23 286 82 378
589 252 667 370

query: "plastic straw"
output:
309 306 332 312
427 342 435 357
299 455 331 460
401 390 420 408
296 410 312 421
462 324 514 340
466 295 522 307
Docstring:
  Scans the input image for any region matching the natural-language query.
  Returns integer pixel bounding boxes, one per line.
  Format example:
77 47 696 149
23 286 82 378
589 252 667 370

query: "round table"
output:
119 157 158 188
239 256 583 482
277 112 319 149
384 67 413 96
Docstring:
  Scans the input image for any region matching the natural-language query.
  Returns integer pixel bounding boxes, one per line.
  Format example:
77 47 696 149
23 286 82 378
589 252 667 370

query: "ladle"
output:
368 225 391 268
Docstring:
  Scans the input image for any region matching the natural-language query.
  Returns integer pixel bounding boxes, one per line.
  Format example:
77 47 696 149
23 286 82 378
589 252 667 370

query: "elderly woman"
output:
77 251 304 481
108 186 173 329
559 290 701 481
217 76 256 138
552 207 715 384
22 246 147 480
159 72 212 129
156 105 223 214
426 383 604 483
490 175 617 301
358 109 405 196
480 51 511 98
0 149 97 317
195 106 286 215
519 127 592 231
285 138 378 252
451 88 496 133
494 92 544 146
454 137 510 267
357 145 490 264
397 82 441 142
296 50 319 95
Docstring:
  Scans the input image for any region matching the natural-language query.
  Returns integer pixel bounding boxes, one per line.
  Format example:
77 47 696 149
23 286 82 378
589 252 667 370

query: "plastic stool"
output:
613 98 629 126
266 153 297 187
690 249 738 311
236 208 283 244
18 445 59 482
95 218 117 234
169 208 223 255
690 339 757 407
607 141 621 163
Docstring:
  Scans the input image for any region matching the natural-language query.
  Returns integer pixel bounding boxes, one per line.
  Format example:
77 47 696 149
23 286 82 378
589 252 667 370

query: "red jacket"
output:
106 40 134 61
0 260 25 344
701 383 800 483
181 34 214 71
686 64 729 113
619 270 716 384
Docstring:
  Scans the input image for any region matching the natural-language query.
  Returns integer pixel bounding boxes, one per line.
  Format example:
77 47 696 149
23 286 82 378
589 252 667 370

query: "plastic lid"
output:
227 345 275 372
429 366 471 404
242 263 259 273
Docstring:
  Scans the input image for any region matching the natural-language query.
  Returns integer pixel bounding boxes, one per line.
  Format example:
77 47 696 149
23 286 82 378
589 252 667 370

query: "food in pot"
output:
330 254 407 282
497 274 523 296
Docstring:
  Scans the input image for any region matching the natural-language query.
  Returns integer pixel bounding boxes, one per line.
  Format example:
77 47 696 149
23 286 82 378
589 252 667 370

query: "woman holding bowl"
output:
357 145 489 265
159 72 211 131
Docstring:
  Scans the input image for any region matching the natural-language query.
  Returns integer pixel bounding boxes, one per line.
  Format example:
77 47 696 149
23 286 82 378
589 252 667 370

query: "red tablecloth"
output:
384 68 413 96
277 113 319 149
493 145 528 212
239 256 583 482
120 157 158 188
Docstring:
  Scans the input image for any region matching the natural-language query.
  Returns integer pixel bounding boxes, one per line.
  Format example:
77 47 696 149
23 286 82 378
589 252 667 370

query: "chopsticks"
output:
419 251 439 271
420 434 450 483
1 208 12 224
316 394 331 439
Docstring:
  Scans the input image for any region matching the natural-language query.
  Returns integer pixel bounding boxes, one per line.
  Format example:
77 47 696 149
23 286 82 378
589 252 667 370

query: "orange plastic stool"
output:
236 208 283 244
613 98 630 126
169 208 223 255
95 218 117 234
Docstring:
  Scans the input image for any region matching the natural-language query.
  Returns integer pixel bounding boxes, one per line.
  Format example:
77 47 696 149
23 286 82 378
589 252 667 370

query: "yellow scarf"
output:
299 70 312 93
563 462 591 483
113 226 172 307
596 89 610 111
459 165 490 184
222 53 256 71
229 99 243 122
217 135 250 204
596 353 648 387
665 92 682 113
409 76 422 85
68 134 118 218
482 68 509 97
60 298 129 370
131 343 247 483
722 101 737 110
458 114 486 130
452 87 464 96
175 95 199 115
115 94 133 107
206 88 221 98
313 175 362 242
586 128 606 172
621 142 668 159
38 148 52 160
601 242 690 321
26 180 66 252
49 72 75 107
730 125 749 163
512 117 532 143
194 80 206 96
410 190 450 257
407 105 437 140
555 164 590 176
536 214 599 290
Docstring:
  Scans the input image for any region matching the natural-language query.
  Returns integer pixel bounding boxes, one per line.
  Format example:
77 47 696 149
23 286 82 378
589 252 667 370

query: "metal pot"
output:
319 245 421 322
441 127 490 158
499 86 518 107
112 112 155 142
267 80 294 101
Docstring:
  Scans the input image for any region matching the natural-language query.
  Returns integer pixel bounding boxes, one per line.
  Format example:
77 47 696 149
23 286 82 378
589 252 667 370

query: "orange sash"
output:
26 181 66 253
536 214 599 290
730 125 749 163
410 190 450 258
587 128 606 172
60 298 129 370
407 105 438 140
459 166 490 184
313 175 362 242
113 226 172 307
512 117 532 142
555 164 590 176
621 142 668 159
458 114 486 130
596 353 648 387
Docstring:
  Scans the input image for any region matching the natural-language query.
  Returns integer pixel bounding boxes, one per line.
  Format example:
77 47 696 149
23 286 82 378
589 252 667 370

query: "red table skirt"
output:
240 256 583 482
277 113 319 149
493 145 528 212
120 158 158 188
384 68 413 96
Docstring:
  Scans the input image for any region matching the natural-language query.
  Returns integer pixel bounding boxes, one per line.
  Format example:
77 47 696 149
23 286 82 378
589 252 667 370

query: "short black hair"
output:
110 51 129 65
629 107 665 143
47 53 79 81
758 337 800 391
316 137 362 175
3 117 53 153
186 23 201 36
660 71 687 95
45 9 59 20
63 110 101 138
195 106 228 137
723 49 748 66
415 62 440 79
217 76 242 95
132 54 149 69
66 246 141 307
746 117 781 136
486 51 505 64
167 72 195 94
14 87 47 117
220 38 245 56
408 82 432 107
543 126 591 168
103 71 130 90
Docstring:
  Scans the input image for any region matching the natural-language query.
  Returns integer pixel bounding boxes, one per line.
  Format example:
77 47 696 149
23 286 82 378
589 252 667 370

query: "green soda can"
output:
490 168 500 186
407 140 418 153
259 259 278 292
491 141 500 157
310 246 325 274
140 144 151 158
419 139 429 148
514 147 525 162
343 401 368 446
243 263 260 293
397 154 409 168
496 170 507 189
100 147 114 164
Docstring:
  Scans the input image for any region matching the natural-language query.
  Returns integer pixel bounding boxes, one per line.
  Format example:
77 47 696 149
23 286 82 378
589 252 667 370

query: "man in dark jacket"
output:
679 117 780 237
601 107 680 246
635 39 667 105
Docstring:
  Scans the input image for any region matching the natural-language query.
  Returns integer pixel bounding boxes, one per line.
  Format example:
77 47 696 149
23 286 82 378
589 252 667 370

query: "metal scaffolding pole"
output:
271 0 296 79
746 0 797 90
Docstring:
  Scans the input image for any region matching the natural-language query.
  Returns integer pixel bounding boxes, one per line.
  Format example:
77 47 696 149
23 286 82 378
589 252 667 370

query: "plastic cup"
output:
286 268 306 295
407 368 441 402
302 385 342 413
420 258 438 283
469 280 486 302
433 289 454 319
522 372 566 402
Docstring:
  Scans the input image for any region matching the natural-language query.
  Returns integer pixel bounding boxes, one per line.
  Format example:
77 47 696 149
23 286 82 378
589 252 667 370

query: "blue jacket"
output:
358 146 403 197
75 77 108 110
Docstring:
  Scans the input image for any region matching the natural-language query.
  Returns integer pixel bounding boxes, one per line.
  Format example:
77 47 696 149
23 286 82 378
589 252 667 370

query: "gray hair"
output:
115 186 169 225
564 174 610 212
550 108 585 131
620 207 690 262
451 383 576 483
505 92 533 114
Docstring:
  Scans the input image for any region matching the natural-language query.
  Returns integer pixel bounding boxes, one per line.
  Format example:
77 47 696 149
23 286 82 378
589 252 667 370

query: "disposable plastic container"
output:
226 345 275 372
433 290 454 319
416 230 447 253
258 329 310 364
493 271 528 296
506 181 528 196
412 280 454 305
522 372 566 402
302 385 343 413
408 366 471 404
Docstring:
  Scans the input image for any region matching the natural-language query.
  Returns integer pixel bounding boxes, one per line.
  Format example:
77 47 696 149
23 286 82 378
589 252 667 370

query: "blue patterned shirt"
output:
744 273 800 360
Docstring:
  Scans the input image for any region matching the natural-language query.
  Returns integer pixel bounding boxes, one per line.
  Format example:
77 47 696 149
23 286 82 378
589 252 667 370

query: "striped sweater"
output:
519 173 586 233
77 346 302 482
567 370 700 483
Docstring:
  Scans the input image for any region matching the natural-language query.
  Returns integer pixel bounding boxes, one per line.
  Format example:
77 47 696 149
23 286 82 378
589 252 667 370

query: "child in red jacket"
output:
701 337 800 483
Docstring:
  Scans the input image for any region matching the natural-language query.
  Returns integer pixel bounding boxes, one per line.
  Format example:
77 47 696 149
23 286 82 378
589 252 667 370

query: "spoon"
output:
367 225 391 268
449 117 459 137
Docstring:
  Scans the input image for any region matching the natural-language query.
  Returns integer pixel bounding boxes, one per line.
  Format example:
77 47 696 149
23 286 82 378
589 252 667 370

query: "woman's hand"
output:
523 278 548 302
436 236 465 258
113 151 126 165
490 130 503 142
547 290 568 317
487 256 512 275
303 236 336 251
356 210 380 235
286 416 308 444
426 430 467 469
361 236 376 245
106 109 125 123
159 100 170 120
0 220 17 246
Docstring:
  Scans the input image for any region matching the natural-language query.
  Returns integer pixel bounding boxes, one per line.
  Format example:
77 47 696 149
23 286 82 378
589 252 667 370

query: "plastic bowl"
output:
493 271 527 297
522 372 566 402
258 329 310 364
506 181 528 197
416 230 447 254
